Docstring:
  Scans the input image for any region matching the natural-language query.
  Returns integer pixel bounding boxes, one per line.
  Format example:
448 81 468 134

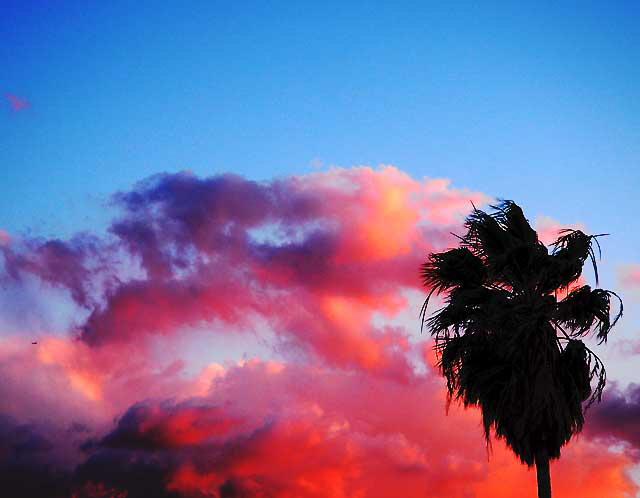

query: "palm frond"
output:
559 339 606 407
461 201 550 289
550 229 605 287
495 200 538 245
553 285 623 343
462 206 512 261
420 248 486 293
420 247 487 332
427 286 511 341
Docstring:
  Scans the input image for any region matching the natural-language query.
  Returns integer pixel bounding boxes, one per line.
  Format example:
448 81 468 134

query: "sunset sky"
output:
2 2 640 497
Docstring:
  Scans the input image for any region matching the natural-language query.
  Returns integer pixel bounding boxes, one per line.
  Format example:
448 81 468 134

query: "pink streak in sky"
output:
6 93 29 111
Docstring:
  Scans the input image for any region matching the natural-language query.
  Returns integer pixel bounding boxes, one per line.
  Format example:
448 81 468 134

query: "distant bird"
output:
31 341 37 345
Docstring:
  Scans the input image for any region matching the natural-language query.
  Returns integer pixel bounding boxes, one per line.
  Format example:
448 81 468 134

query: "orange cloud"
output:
475 437 637 498
1 167 635 498
83 361 637 498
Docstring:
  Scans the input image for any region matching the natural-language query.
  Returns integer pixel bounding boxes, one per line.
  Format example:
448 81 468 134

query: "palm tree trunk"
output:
535 447 551 498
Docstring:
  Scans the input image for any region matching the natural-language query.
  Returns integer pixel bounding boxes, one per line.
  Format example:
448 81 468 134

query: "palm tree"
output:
420 201 622 498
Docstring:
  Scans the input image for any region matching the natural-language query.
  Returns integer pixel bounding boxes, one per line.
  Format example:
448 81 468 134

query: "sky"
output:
1 2 640 497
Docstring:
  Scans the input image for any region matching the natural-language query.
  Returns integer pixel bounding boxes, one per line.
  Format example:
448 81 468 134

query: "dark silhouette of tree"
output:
420 201 622 498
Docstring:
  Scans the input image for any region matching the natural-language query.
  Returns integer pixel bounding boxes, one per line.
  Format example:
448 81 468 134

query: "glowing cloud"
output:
0 167 636 497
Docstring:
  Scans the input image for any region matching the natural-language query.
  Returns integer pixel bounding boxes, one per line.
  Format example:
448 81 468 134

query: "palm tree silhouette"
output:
420 201 622 498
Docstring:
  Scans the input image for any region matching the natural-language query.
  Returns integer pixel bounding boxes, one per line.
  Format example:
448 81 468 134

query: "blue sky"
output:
2 1 639 264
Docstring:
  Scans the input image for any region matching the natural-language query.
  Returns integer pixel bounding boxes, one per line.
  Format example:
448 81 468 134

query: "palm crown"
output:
420 201 622 470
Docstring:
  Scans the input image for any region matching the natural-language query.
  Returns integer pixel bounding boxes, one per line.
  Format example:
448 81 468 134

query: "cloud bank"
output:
0 166 636 497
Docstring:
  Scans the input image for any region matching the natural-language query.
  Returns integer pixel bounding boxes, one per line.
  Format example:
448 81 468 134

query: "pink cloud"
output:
0 167 636 497
6 93 29 111
0 229 11 246
618 263 640 289
3 167 486 378
534 215 587 246
73 361 640 497
0 336 636 497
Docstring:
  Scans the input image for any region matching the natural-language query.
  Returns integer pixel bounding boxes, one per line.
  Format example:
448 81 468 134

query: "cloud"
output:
618 263 640 289
3 361 634 498
1 166 636 497
6 93 29 111
1 236 107 307
585 383 640 452
0 229 11 246
0 415 82 498
3 167 487 378
534 215 587 246
63 361 640 497
609 339 640 357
